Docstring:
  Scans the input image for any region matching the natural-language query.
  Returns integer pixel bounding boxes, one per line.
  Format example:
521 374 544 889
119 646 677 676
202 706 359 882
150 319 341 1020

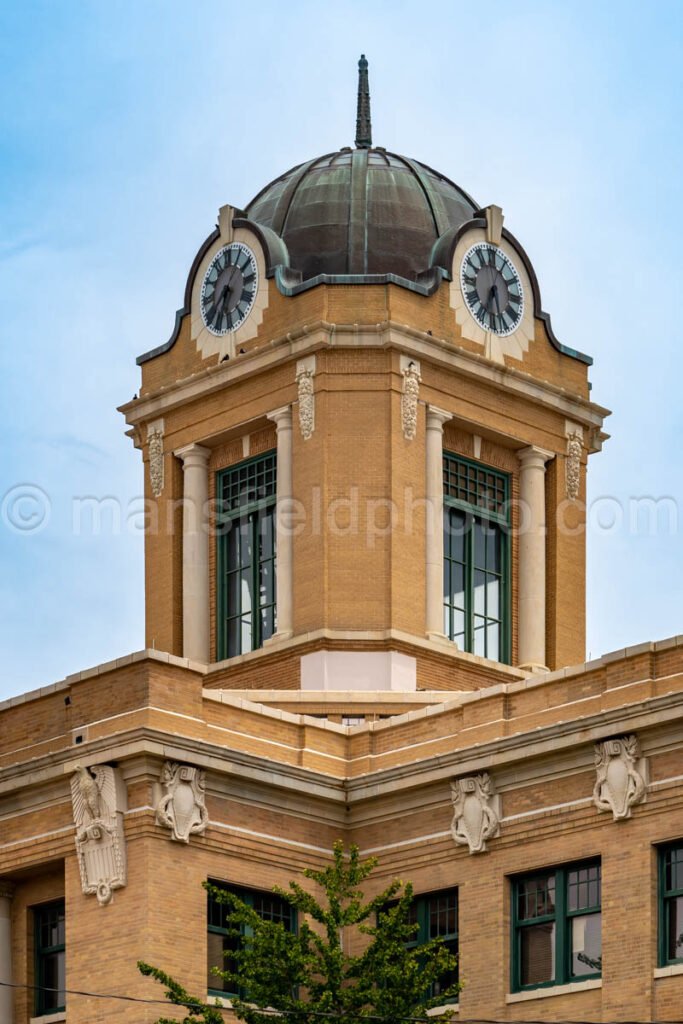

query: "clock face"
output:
200 243 258 335
460 244 524 336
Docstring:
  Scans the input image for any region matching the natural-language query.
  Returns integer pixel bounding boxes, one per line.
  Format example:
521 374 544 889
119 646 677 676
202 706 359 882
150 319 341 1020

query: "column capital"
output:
517 444 554 470
174 443 211 469
267 405 293 428
426 405 452 430
0 882 14 900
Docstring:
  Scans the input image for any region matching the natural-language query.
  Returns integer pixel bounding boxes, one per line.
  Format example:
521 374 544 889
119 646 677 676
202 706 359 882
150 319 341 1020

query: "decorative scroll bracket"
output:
450 772 501 854
156 761 208 843
593 735 647 821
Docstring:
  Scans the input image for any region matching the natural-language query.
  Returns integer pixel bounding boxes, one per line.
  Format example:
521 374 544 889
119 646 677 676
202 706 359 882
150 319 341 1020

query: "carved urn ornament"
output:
156 761 209 842
593 735 647 820
450 773 500 854
70 764 127 906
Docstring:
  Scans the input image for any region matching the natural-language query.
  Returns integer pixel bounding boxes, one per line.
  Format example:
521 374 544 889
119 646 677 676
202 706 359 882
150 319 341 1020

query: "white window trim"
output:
654 963 683 978
506 977 602 1003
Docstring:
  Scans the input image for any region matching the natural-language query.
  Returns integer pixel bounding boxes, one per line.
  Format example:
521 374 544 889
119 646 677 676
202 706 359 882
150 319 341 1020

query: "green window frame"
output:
34 899 66 1017
511 861 601 992
408 889 459 1002
216 452 277 659
659 842 683 966
443 452 510 664
207 881 296 998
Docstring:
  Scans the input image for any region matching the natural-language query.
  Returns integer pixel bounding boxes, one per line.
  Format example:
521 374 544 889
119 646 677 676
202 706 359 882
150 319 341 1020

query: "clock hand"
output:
493 284 502 316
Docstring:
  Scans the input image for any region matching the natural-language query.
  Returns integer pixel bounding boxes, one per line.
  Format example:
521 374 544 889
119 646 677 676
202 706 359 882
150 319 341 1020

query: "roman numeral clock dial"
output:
460 243 524 337
200 243 258 336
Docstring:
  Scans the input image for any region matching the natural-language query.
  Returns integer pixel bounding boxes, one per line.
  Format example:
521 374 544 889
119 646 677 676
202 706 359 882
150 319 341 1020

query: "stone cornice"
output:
120 321 610 449
344 687 683 801
1 689 682 815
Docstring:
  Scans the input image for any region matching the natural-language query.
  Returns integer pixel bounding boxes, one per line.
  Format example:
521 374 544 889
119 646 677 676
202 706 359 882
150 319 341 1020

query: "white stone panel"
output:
300 651 417 692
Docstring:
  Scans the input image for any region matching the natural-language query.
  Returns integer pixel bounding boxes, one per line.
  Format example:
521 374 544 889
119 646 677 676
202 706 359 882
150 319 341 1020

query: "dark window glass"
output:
207 882 295 996
35 900 66 1016
217 453 277 659
513 862 601 991
387 889 458 1002
443 454 509 663
660 844 683 965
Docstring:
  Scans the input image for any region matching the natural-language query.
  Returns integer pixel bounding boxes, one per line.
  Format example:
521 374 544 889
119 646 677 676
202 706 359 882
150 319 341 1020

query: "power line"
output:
2 983 683 1024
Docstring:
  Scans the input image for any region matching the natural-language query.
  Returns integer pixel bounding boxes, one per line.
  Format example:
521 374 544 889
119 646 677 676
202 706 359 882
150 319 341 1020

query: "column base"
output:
517 662 550 674
426 631 455 647
263 630 294 648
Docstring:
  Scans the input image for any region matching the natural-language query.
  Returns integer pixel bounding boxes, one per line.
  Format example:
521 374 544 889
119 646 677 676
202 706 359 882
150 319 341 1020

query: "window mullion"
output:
251 512 259 652
556 868 568 986
466 517 474 653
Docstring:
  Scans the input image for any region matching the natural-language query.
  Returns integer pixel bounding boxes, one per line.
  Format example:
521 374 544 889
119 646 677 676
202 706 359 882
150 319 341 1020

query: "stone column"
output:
0 884 13 1024
425 406 452 640
176 443 211 663
267 406 294 641
517 445 554 672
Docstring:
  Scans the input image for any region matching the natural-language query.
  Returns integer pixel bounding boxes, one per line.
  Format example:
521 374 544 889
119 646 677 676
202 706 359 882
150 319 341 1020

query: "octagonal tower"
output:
121 57 609 692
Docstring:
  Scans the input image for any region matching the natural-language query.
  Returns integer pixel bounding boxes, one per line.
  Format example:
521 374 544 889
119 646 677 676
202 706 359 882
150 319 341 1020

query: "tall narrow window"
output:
216 452 277 659
512 861 601 992
207 882 295 998
34 899 65 1017
443 453 510 662
659 843 683 966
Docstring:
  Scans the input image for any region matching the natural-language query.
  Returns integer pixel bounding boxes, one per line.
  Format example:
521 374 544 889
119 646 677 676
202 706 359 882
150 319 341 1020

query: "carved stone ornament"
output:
401 362 421 440
566 431 583 501
593 735 647 820
297 367 315 440
156 761 208 843
148 423 164 498
71 764 127 906
450 773 500 854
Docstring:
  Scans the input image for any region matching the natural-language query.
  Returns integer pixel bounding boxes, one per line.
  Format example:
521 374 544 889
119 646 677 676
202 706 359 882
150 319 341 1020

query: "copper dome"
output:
246 148 478 283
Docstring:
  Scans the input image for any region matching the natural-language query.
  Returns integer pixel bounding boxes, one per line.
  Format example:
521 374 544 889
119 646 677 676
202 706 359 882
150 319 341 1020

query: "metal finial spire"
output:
355 53 372 149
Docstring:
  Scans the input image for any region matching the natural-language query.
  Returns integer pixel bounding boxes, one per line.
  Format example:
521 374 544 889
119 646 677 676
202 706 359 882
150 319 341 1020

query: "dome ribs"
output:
348 149 370 274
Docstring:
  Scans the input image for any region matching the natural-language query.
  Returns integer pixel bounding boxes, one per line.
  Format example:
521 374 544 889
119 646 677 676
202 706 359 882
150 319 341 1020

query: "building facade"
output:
1 59 682 1024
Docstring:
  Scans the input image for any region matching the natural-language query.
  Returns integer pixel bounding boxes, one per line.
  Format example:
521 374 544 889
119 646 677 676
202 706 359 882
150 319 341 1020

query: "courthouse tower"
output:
1 58 682 1024
123 56 607 687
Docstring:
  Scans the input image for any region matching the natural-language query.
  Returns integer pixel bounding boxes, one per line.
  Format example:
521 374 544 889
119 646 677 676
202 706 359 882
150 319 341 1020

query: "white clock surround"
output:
190 205 270 361
449 225 535 365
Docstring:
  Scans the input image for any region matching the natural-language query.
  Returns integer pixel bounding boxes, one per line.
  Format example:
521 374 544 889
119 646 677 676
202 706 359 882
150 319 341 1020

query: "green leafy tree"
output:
139 840 460 1024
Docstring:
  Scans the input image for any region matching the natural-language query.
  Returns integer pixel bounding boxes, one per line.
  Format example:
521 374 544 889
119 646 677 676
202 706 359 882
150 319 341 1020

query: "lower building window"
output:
34 899 65 1016
659 843 683 965
216 452 277 659
207 882 295 997
443 453 510 663
512 862 601 991
405 889 459 1001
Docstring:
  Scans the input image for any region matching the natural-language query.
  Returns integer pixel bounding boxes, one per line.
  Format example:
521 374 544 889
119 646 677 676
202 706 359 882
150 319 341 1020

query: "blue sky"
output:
0 0 681 698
